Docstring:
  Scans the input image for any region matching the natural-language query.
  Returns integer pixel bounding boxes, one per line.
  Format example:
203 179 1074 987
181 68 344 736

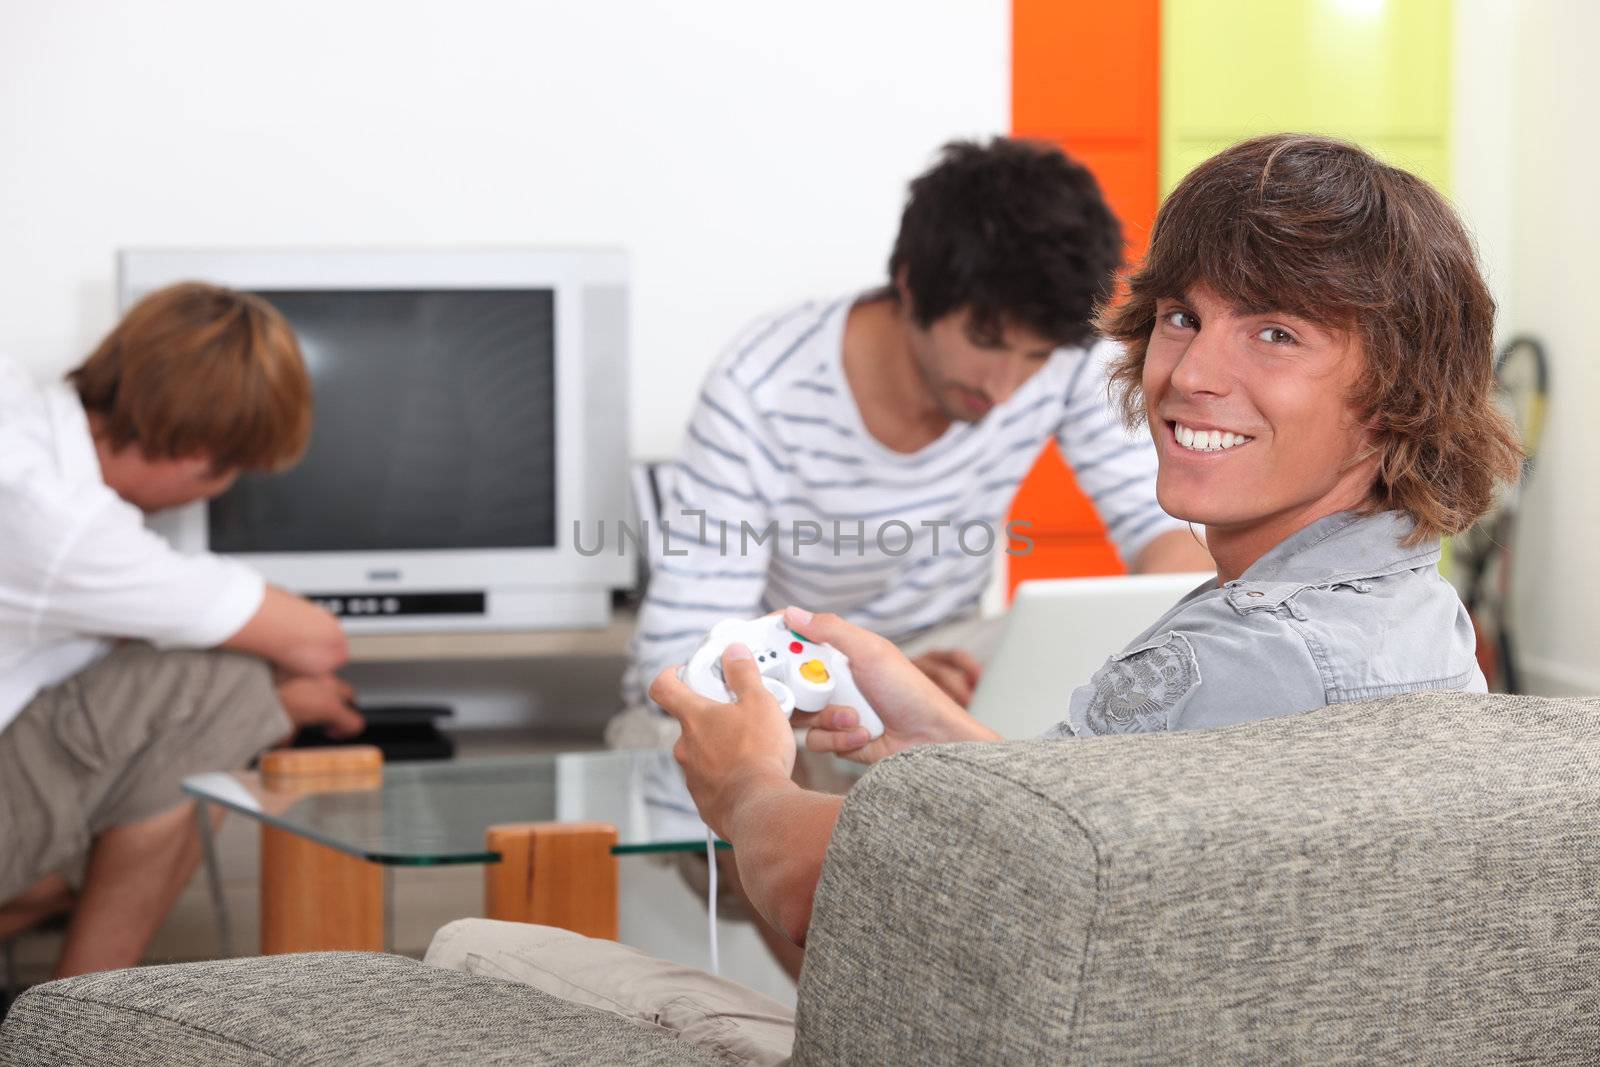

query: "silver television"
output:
120 247 632 632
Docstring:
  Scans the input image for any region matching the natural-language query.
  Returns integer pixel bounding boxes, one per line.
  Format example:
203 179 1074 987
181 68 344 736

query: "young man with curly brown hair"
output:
0 283 362 978
430 134 1521 1065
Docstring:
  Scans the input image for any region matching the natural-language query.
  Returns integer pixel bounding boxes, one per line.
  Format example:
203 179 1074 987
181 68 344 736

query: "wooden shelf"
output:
346 611 635 663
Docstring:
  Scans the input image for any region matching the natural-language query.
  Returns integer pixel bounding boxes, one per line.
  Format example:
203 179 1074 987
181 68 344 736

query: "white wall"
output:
0 0 1008 458
1503 1 1600 695
1451 0 1519 341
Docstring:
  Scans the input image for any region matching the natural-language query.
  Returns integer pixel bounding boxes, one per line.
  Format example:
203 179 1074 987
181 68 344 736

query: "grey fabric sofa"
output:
4 692 1598 1064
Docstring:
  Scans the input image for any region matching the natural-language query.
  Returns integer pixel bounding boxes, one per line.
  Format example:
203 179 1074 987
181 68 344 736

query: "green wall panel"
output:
1162 0 1453 194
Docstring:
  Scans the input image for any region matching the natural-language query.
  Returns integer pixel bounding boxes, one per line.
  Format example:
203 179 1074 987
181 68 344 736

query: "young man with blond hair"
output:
0 283 361 977
428 134 1522 1065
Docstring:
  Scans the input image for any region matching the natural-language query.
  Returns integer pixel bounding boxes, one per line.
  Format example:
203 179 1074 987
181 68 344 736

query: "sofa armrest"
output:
792 693 1600 1065
793 742 1103 1066
0 952 724 1066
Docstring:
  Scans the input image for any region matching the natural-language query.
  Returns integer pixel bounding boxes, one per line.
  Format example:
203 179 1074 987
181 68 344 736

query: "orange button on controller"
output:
799 659 830 684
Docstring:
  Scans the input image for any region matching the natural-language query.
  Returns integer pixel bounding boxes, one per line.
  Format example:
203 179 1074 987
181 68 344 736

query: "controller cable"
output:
706 830 720 975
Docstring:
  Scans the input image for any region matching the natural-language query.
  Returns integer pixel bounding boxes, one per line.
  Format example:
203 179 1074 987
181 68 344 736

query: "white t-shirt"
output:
624 295 1181 704
0 359 266 732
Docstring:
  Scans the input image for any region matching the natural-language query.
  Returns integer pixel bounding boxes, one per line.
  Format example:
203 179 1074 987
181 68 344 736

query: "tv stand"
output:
345 611 634 663
338 608 638 733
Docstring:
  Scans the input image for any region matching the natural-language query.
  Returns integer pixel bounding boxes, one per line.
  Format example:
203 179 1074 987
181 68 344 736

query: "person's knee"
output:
423 917 483 968
423 918 579 971
77 644 277 735
187 648 277 719
100 643 265 700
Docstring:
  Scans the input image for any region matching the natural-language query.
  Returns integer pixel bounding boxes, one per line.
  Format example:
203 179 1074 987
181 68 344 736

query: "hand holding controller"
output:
678 615 885 737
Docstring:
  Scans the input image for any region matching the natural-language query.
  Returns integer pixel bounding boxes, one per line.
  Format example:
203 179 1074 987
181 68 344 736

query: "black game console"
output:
292 703 456 762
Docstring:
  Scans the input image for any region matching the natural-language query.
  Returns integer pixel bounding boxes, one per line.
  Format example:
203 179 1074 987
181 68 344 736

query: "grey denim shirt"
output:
1052 510 1485 738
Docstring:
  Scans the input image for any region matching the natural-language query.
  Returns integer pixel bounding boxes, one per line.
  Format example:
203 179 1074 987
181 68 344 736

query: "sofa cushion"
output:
794 692 1600 1065
0 951 728 1066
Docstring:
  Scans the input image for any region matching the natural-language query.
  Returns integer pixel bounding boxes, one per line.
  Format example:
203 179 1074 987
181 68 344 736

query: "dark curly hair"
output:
888 138 1123 350
1099 133 1522 543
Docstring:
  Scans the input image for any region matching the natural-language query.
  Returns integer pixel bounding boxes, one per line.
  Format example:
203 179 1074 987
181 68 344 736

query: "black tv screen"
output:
208 289 558 553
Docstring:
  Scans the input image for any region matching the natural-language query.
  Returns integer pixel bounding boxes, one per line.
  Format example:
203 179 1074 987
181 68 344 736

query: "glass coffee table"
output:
183 745 722 956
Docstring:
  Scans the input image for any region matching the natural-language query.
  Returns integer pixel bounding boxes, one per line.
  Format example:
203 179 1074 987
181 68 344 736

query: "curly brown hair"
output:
1098 133 1521 544
70 282 312 472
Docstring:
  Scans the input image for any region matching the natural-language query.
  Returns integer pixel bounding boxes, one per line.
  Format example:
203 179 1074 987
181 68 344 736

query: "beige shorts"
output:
0 642 290 903
426 918 796 1066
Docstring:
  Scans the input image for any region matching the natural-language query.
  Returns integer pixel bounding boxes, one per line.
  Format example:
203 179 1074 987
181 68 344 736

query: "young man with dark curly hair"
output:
430 134 1521 1066
617 138 1210 729
609 139 1211 986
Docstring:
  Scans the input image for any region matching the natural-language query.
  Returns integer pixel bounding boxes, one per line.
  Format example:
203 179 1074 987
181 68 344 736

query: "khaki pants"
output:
0 642 289 903
426 918 797 1066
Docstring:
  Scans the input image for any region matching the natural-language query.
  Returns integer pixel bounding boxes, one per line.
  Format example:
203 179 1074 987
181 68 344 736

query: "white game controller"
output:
678 614 885 738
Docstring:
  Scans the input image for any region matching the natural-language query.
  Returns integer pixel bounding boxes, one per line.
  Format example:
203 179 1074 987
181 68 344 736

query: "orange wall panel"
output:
1006 441 1125 596
1012 0 1161 258
1008 0 1162 593
1012 0 1160 132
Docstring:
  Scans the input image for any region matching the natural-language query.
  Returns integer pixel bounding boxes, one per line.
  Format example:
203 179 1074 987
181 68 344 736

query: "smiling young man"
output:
426 135 1520 1065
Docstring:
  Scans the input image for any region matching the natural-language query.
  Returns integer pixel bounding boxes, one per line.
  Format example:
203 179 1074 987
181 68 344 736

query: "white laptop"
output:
967 572 1215 739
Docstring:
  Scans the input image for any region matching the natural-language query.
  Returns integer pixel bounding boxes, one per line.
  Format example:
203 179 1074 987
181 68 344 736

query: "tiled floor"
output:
5 729 798 1008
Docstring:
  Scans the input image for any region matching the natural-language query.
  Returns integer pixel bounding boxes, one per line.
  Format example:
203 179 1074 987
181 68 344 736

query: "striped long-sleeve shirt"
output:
623 295 1182 706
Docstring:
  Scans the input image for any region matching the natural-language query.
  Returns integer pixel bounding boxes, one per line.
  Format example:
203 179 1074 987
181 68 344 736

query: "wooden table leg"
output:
484 823 619 939
261 830 384 953
258 746 385 954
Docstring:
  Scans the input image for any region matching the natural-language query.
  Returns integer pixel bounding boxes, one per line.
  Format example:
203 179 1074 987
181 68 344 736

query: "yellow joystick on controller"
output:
799 658 830 685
